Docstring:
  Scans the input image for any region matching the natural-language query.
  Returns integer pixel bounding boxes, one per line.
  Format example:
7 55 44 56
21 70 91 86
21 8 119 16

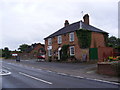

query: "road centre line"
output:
19 72 52 85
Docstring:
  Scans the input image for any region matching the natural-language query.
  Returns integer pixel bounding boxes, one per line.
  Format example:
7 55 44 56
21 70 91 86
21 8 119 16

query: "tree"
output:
0 49 2 57
2 47 11 59
18 44 29 52
108 36 119 48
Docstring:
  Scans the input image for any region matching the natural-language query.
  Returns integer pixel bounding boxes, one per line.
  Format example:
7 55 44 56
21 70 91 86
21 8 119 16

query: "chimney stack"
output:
64 20 69 27
83 14 89 25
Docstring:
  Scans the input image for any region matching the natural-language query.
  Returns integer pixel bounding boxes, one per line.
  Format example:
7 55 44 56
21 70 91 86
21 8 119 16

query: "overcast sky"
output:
0 0 119 50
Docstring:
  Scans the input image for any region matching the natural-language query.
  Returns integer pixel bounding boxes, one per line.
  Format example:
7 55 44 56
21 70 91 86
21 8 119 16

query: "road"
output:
2 60 120 89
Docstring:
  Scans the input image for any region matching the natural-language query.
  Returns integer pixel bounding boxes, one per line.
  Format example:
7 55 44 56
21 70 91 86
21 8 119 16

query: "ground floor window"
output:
48 49 52 56
70 46 75 56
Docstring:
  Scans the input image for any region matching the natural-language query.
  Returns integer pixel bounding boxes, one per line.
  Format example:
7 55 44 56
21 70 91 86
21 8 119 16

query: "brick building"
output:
19 43 45 59
44 14 112 62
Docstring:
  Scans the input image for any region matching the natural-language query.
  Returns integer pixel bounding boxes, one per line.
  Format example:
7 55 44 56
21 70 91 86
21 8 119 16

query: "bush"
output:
117 56 120 60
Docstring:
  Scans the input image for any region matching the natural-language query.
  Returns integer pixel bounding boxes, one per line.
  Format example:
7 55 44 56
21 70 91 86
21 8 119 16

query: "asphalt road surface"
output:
2 60 120 88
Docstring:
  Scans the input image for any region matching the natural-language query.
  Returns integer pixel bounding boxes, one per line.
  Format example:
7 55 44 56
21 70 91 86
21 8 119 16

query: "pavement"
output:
2 59 120 83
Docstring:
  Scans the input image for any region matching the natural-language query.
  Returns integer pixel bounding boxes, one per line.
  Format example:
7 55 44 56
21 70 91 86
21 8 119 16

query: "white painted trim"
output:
57 35 62 44
69 32 74 42
70 46 75 56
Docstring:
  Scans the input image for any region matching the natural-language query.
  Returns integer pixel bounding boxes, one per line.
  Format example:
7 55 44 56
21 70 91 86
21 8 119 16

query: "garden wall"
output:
98 47 113 62
97 62 118 76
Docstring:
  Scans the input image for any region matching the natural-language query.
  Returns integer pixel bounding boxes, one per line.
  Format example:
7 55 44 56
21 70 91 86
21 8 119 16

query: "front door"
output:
89 48 98 60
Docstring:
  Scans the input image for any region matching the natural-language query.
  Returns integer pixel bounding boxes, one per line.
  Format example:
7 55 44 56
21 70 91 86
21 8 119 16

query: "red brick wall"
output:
90 32 105 48
45 31 106 61
97 63 117 76
19 44 45 59
45 32 81 61
98 47 113 62
30 44 44 59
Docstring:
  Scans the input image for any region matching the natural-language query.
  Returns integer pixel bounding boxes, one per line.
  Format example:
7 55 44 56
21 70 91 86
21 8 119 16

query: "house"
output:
44 14 113 62
19 43 45 59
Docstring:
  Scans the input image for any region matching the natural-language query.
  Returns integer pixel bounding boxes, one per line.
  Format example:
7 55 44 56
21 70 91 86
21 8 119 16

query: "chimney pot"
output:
64 20 69 27
83 14 89 25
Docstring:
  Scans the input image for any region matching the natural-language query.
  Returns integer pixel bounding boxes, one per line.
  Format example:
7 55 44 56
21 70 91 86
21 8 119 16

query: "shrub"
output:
117 56 120 60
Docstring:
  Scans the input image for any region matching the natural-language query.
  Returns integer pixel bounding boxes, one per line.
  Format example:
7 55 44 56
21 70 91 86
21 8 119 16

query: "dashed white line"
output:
37 69 42 71
19 72 52 85
73 76 84 79
47 70 52 72
86 78 119 85
57 73 67 76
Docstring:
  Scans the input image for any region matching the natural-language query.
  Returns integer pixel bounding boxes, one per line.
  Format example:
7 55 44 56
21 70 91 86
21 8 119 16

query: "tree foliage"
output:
2 47 11 59
61 44 69 60
108 36 120 48
108 36 120 52
0 49 2 57
18 44 29 52
76 29 91 48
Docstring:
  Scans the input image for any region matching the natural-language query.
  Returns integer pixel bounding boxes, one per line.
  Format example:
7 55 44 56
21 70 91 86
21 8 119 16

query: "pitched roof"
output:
44 21 108 39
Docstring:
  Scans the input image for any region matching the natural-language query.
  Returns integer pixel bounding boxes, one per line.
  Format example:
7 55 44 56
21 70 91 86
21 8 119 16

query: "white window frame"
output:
48 49 52 56
69 32 74 42
70 46 75 56
48 38 52 45
58 35 62 44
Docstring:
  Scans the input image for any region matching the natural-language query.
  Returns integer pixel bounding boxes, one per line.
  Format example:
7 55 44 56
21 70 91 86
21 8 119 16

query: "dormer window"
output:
69 32 74 42
48 38 52 45
58 35 62 44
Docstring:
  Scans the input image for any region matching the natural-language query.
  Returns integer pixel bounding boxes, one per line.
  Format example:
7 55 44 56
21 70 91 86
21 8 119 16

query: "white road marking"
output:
73 76 84 79
0 69 11 76
2 66 11 70
57 73 67 76
7 63 12 65
86 71 94 73
37 69 42 71
86 78 119 85
47 70 52 72
19 72 52 85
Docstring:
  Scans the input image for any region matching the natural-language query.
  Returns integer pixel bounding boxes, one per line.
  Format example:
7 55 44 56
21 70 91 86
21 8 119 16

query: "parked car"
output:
36 54 45 62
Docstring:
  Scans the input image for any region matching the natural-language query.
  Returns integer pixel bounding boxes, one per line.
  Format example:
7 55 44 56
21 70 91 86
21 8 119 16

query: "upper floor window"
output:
58 35 62 44
48 38 52 45
70 46 75 56
69 32 74 42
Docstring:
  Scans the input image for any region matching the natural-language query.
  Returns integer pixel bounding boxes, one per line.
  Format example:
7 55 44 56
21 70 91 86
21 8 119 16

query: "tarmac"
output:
2 59 120 83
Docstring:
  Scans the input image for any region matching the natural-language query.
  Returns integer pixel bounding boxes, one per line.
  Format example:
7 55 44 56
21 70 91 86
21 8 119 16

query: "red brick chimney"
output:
64 20 69 27
83 14 89 25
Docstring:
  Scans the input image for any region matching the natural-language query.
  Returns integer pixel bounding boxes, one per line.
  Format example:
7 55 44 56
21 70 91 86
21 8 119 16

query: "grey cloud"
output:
1 0 118 50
